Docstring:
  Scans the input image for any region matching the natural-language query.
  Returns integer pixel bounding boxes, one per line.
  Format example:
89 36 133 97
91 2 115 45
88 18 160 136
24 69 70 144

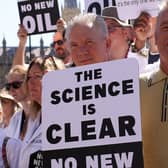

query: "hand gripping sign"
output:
42 59 143 168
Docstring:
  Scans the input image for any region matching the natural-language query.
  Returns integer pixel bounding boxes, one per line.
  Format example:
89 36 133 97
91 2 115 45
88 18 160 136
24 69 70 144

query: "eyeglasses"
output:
52 40 64 47
5 81 23 91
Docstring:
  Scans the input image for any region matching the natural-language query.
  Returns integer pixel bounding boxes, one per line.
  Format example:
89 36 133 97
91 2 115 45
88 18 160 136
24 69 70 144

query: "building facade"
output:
0 37 51 88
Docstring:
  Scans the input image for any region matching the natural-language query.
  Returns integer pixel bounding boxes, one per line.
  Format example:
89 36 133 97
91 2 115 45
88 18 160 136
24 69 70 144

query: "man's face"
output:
68 24 109 66
105 18 129 59
53 32 67 59
155 8 168 73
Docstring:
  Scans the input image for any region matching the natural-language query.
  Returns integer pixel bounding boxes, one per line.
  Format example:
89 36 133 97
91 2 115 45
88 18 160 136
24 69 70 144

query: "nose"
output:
78 45 89 56
28 77 37 85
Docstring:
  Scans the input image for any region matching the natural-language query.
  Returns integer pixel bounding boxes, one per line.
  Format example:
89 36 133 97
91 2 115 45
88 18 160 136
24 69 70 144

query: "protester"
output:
102 6 151 73
140 1 168 167
102 6 133 59
5 65 30 140
0 88 19 129
52 18 73 66
18 56 65 167
65 13 110 66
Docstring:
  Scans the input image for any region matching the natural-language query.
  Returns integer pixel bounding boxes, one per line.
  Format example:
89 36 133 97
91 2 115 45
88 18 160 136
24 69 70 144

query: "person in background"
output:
0 88 19 129
131 11 159 65
140 1 168 167
65 13 110 66
5 65 30 140
102 6 150 73
102 6 134 60
52 18 73 67
18 56 65 168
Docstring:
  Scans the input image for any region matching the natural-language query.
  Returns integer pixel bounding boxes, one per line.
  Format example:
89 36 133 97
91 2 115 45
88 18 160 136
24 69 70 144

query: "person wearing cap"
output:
102 6 149 73
102 6 134 59
0 88 20 129
140 2 168 167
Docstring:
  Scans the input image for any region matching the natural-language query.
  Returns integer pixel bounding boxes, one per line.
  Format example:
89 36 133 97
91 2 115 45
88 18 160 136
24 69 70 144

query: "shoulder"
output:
11 110 23 120
8 110 22 126
140 65 167 87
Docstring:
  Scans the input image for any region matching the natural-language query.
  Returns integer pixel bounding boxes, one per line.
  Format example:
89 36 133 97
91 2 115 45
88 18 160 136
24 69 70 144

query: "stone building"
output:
0 37 51 88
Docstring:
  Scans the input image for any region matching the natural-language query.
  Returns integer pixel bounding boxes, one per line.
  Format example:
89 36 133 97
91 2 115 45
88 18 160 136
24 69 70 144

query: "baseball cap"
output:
102 6 130 27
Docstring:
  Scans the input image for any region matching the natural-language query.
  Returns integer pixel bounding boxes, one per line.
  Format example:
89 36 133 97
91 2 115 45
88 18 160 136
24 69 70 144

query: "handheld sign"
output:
42 59 143 168
84 0 163 19
17 0 60 35
29 150 43 168
84 0 116 15
115 0 163 20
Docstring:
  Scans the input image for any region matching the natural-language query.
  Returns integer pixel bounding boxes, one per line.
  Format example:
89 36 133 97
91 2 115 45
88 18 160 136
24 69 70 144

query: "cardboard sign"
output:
17 0 60 35
84 0 163 19
84 0 116 15
42 59 143 168
116 0 163 20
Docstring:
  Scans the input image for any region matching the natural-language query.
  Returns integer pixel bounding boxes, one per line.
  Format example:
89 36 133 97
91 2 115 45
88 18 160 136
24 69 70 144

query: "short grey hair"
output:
65 13 108 42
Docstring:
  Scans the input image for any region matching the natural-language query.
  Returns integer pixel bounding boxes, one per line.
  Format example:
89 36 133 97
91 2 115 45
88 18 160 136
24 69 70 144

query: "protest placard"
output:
42 59 143 168
84 0 163 19
18 0 60 35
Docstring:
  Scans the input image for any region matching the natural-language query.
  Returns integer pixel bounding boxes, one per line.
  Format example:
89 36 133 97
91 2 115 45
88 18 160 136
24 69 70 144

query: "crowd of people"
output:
0 1 167 167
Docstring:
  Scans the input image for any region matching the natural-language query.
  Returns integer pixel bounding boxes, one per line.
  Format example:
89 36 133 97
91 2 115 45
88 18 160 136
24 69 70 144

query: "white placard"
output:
84 0 163 19
42 59 143 167
116 0 163 20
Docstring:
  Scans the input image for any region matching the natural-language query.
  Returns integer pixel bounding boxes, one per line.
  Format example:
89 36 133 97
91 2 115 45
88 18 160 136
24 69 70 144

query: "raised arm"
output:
12 24 28 67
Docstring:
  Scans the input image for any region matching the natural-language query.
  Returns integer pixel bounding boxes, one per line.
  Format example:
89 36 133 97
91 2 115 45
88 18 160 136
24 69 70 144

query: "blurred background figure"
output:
52 18 73 67
102 6 133 60
0 88 20 129
102 6 152 74
5 65 30 140
18 56 65 168
131 11 159 64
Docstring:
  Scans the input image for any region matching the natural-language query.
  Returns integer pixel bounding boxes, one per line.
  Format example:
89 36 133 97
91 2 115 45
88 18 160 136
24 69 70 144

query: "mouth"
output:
79 58 93 65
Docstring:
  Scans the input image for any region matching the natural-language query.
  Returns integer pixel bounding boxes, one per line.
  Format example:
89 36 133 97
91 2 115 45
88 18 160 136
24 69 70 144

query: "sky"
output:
0 0 61 47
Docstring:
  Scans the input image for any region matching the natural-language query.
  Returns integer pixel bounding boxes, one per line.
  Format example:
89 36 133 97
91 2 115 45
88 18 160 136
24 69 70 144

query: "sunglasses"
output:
52 40 64 47
5 81 23 91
